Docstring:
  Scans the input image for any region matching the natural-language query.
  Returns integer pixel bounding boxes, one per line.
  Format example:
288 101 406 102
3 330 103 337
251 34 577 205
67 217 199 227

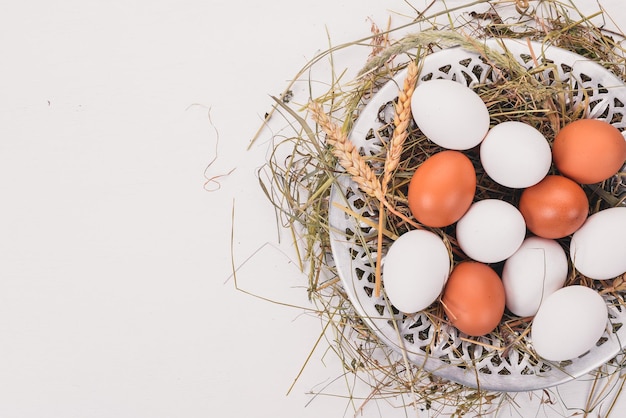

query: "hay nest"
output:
257 1 626 415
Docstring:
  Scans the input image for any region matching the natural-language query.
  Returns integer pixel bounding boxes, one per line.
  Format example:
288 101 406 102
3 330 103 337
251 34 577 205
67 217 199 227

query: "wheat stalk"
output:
375 60 420 297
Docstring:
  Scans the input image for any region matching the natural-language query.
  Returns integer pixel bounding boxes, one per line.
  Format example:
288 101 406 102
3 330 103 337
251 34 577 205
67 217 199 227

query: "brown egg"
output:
442 261 505 337
519 175 589 239
407 150 476 227
552 119 626 184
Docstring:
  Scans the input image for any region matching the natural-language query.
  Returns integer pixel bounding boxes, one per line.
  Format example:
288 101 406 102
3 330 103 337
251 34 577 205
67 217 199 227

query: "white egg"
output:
456 199 526 263
531 285 607 361
570 207 626 280
480 121 552 188
382 229 451 313
502 237 568 317
411 79 490 150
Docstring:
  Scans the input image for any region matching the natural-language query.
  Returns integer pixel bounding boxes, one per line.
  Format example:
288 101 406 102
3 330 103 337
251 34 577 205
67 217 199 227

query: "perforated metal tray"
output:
328 38 626 392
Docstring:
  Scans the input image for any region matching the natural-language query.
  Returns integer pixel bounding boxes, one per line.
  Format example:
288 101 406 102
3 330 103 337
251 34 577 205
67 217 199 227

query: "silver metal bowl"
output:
328 38 626 392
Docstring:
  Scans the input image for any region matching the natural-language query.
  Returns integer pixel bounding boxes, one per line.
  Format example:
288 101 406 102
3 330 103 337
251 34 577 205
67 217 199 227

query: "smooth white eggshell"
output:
480 121 552 188
456 199 526 263
570 207 626 280
382 229 451 313
411 79 490 150
531 285 607 361
502 237 568 317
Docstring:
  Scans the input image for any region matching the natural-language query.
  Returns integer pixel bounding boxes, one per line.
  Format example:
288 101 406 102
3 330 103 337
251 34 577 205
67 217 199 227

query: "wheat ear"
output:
309 102 385 202
375 61 420 297
382 60 419 195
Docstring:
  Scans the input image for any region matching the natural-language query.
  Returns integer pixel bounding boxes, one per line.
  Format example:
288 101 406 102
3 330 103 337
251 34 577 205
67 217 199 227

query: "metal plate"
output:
328 38 626 392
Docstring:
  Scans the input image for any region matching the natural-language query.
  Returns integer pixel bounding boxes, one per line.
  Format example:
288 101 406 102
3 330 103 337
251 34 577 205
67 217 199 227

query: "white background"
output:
1 1 625 417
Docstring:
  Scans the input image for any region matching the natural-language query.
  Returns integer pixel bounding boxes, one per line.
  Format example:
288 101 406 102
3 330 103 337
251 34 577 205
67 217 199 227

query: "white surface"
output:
0 1 625 417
